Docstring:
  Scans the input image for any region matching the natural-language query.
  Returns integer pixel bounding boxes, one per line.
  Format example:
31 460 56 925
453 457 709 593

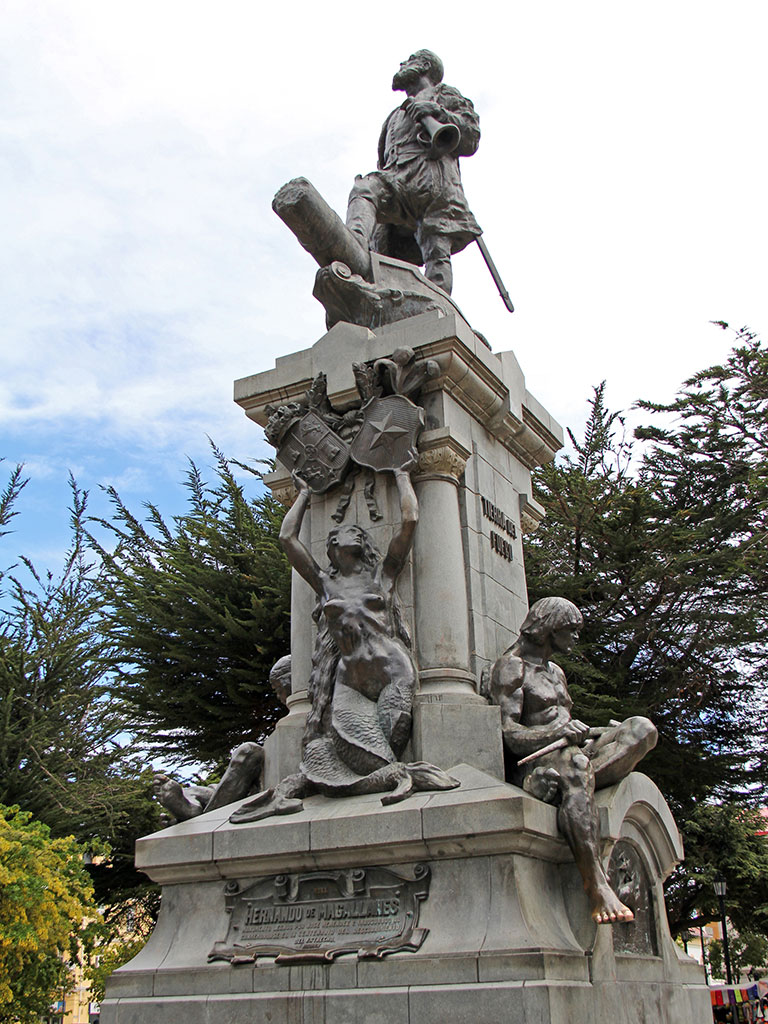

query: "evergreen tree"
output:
91 446 291 768
523 327 768 936
524 331 768 816
0 462 26 546
664 803 768 938
0 472 162 913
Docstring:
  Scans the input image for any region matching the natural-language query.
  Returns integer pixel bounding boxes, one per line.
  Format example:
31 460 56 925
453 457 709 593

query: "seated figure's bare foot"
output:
152 774 206 822
523 766 561 803
590 882 635 924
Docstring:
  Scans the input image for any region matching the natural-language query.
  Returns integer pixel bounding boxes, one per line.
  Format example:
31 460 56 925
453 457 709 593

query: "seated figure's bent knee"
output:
229 742 264 766
626 716 658 755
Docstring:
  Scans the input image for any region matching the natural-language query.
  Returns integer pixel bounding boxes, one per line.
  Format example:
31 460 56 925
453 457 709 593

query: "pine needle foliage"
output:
663 803 768 937
524 331 768 817
0 461 26 543
0 473 162 911
1 478 125 831
90 445 291 768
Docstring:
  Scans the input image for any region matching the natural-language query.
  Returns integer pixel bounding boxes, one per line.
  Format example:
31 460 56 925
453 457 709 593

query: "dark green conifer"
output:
525 331 768 815
91 445 291 768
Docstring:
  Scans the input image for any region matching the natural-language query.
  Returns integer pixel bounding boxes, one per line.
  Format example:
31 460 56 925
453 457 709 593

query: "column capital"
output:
415 428 471 484
263 469 297 508
519 493 546 534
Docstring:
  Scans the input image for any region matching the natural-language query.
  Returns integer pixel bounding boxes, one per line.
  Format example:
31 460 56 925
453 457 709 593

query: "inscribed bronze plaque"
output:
209 864 431 965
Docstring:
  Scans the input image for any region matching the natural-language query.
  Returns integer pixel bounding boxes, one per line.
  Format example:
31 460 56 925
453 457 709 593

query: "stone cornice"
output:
416 336 561 470
133 768 677 888
135 764 567 884
233 316 563 469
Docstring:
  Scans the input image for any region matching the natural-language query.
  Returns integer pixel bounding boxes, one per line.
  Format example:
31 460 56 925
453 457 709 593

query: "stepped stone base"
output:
101 768 710 1023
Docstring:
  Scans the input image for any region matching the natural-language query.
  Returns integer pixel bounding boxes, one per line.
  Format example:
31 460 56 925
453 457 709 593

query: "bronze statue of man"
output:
489 597 658 924
346 49 481 296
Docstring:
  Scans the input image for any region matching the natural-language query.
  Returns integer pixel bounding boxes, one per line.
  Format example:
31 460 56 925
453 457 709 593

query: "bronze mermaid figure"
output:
230 467 458 824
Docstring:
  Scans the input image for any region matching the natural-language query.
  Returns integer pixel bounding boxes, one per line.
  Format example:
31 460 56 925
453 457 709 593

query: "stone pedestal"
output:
233 288 562 781
100 772 710 1023
103 264 710 1022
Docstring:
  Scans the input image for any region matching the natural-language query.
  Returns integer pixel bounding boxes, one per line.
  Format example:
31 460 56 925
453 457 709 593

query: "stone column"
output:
412 428 475 698
261 473 310 788
411 429 504 778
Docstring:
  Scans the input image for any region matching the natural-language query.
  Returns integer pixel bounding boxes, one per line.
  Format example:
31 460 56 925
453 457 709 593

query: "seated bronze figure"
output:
489 597 657 924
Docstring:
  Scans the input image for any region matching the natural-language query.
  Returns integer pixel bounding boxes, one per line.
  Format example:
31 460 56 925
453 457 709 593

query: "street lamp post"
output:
713 872 733 986
699 923 709 984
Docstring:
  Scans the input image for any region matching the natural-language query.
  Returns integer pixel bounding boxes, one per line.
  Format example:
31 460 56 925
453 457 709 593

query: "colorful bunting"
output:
710 984 761 1015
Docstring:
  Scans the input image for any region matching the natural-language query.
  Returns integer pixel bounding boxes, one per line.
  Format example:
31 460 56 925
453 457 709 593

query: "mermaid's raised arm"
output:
279 474 324 595
382 467 418 584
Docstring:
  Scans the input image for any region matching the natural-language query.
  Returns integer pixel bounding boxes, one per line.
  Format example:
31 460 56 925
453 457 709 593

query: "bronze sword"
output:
476 235 515 313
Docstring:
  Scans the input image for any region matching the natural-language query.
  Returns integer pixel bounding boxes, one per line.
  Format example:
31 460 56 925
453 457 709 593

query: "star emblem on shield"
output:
349 395 424 472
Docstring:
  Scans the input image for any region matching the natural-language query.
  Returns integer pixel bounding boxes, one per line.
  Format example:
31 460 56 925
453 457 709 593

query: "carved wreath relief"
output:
607 840 658 955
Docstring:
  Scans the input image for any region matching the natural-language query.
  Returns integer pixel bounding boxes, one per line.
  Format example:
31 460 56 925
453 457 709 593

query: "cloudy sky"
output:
1 0 767 577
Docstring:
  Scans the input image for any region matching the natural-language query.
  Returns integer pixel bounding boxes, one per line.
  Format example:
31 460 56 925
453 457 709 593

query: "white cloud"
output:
0 0 766 470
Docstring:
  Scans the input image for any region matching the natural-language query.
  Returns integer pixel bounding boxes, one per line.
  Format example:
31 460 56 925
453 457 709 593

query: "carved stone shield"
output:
349 395 424 472
277 410 351 493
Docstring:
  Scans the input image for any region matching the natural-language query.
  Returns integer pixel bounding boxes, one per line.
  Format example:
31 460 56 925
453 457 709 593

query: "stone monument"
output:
101 50 711 1023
